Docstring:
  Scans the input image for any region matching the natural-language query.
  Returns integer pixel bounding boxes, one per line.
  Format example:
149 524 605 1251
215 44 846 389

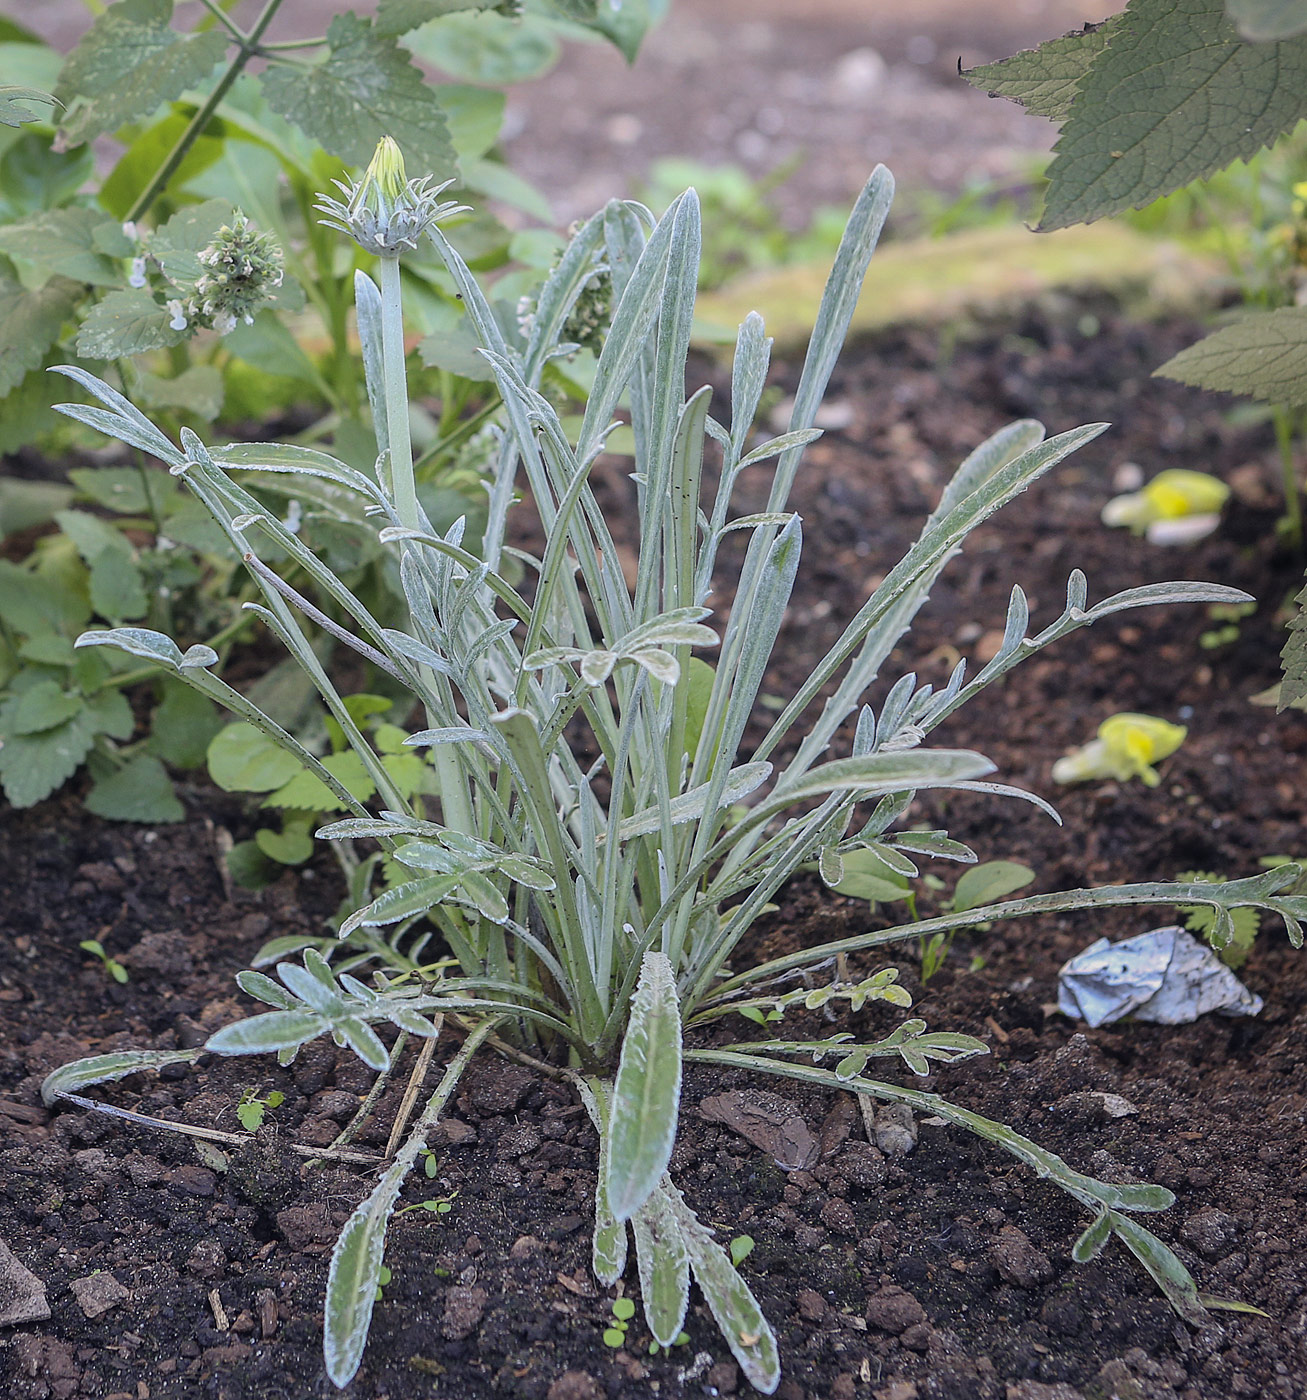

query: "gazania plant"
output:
45 141 1307 1391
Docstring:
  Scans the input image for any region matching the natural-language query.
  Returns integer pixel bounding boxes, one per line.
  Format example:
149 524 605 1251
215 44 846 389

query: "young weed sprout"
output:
43 143 1307 1392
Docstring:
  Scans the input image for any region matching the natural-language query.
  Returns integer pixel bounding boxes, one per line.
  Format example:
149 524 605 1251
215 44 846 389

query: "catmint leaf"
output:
149 680 221 769
0 706 98 807
1039 0 1307 230
135 364 224 420
263 751 376 812
1227 0 1307 40
205 1009 327 1057
148 199 232 285
0 274 80 396
404 11 559 83
0 85 57 127
962 18 1118 122
606 952 682 1222
207 722 303 794
9 680 82 735
87 549 148 622
1280 574 1307 710
84 753 183 823
69 466 176 516
256 821 315 866
76 287 182 360
85 689 134 742
55 0 228 147
1155 307 1307 406
0 207 124 285
374 0 498 36
951 861 1035 914
261 13 456 180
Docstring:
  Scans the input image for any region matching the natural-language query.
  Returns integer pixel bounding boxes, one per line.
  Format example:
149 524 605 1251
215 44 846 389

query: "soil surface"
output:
4 302 1307 1400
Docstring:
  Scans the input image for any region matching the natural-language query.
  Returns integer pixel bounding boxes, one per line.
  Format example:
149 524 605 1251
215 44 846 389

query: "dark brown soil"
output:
4 303 1307 1400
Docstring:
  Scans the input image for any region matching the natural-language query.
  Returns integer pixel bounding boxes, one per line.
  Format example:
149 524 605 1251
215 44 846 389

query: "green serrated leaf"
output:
404 10 559 83
962 19 1119 123
375 0 498 36
0 207 123 285
1156 306 1307 406
1040 0 1307 230
264 750 376 812
149 679 221 768
1280 572 1307 710
0 274 79 395
85 753 183 822
1227 0 1307 40
8 679 82 735
261 13 456 180
68 466 177 516
76 287 182 360
135 364 224 420
55 0 229 147
0 84 57 127
0 706 98 806
256 820 315 866
148 198 233 286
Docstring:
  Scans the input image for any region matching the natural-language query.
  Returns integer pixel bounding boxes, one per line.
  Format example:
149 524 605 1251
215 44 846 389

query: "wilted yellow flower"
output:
1102 468 1229 545
1052 712 1187 788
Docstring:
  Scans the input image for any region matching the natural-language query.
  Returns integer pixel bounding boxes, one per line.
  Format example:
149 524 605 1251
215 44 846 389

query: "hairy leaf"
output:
84 754 184 823
0 207 123 285
631 1186 691 1348
76 287 181 361
963 19 1119 122
1280 572 1307 709
375 0 498 35
205 1009 327 1056
606 952 682 1222
0 274 79 395
0 704 98 807
1155 306 1307 406
56 0 228 146
41 1047 202 1106
261 13 456 179
1040 0 1307 229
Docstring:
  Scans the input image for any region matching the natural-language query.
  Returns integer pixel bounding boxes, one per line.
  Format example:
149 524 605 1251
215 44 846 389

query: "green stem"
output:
125 0 286 223
379 255 419 531
1274 404 1303 551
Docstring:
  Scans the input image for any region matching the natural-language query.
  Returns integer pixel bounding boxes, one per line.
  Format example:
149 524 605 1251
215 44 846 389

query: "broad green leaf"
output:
1040 0 1307 229
1227 0 1307 39
403 10 560 83
833 847 912 904
41 1046 202 1106
261 13 456 180
0 706 98 807
135 364 224 420
0 274 79 395
1155 306 1307 406
0 366 66 454
205 1009 327 1056
436 83 506 162
98 109 226 219
951 860 1035 914
606 952 682 1222
0 132 95 222
84 753 183 823
665 1181 780 1393
0 207 123 284
0 477 71 536
88 549 148 622
207 721 304 793
962 19 1119 122
1280 572 1307 709
263 750 376 811
9 680 82 735
76 287 181 360
631 1186 691 1348
375 0 498 36
68 466 176 516
55 0 228 147
148 198 232 286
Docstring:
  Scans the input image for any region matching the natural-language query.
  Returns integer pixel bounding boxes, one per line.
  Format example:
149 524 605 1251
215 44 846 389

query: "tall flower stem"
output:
376 251 473 833
378 255 420 531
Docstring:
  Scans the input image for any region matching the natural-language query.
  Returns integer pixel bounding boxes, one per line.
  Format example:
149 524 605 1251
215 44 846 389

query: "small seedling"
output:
374 1265 391 1302
235 1088 284 1132
1200 600 1256 650
421 1148 440 1179
79 940 128 984
729 1235 755 1267
603 1295 637 1347
648 1329 691 1356
396 1190 457 1220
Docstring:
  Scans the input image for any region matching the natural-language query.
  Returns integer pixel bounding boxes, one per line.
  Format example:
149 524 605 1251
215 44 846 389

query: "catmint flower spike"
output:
315 136 470 256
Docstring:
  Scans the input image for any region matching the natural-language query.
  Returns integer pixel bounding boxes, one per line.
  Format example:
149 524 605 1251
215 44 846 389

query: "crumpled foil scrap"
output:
1057 925 1263 1028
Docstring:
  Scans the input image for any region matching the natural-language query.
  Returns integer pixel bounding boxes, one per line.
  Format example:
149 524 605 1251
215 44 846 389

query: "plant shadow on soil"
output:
3 300 1307 1400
